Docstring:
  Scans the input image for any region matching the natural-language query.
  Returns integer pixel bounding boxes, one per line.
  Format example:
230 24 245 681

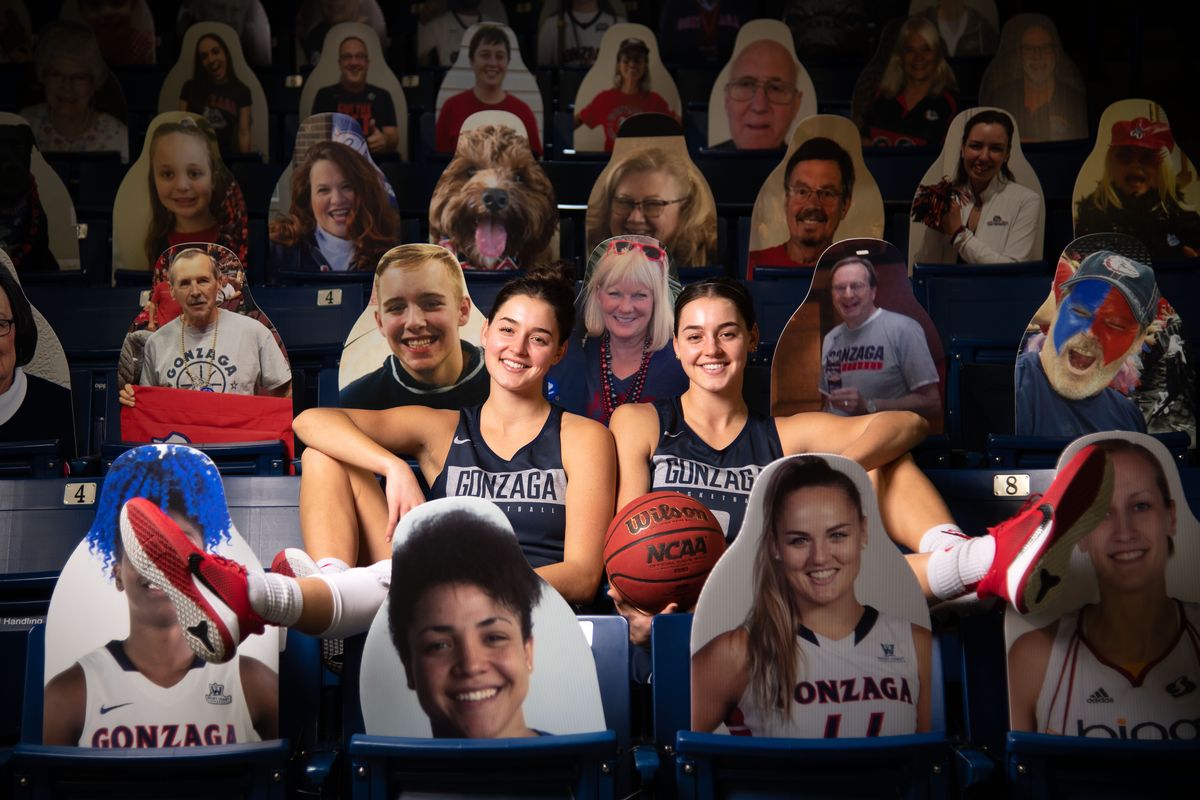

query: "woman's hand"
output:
383 459 425 542
608 584 678 647
937 190 966 236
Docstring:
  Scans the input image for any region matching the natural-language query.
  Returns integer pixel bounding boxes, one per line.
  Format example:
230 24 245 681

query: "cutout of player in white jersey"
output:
691 453 933 738
1007 432 1200 740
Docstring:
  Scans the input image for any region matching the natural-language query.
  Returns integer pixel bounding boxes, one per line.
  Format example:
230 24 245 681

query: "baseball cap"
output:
1110 117 1174 153
1061 250 1159 326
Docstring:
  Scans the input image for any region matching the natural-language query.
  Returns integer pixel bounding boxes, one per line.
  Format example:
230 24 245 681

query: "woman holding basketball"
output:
691 455 932 736
609 278 1114 642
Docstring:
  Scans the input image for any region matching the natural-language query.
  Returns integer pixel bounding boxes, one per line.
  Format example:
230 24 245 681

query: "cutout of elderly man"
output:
715 39 803 151
746 137 853 278
311 35 399 154
1015 250 1157 436
820 256 941 422
119 249 291 406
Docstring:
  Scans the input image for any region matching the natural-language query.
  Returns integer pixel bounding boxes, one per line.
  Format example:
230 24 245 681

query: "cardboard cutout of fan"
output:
585 114 717 269
1005 432 1200 737
1014 233 1195 441
770 238 944 437
535 0 628 68
908 106 1044 270
707 20 818 151
690 453 932 737
908 0 999 57
1072 99 1200 261
112 112 248 273
434 23 543 157
571 23 680 154
978 14 1087 143
159 21 269 160
747 115 883 279
298 22 408 159
0 113 82 271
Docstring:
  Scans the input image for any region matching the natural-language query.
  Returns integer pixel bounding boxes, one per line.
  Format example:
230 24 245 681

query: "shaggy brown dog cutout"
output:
429 125 557 270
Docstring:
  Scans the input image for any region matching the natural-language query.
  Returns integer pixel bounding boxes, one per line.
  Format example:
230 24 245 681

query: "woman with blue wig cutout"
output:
41 444 277 747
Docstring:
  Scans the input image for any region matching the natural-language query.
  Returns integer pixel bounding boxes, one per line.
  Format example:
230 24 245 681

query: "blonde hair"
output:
1094 147 1189 214
878 16 957 99
374 243 466 303
581 248 673 351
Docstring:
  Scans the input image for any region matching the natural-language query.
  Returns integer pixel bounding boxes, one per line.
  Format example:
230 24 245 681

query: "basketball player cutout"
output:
1007 433 1200 739
691 454 933 737
42 444 277 747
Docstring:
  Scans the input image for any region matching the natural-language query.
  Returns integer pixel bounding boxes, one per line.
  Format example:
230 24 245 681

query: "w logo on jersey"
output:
205 682 233 705
881 644 895 657
878 643 904 663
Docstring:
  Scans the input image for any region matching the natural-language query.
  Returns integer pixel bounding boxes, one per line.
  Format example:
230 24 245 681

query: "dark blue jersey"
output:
649 396 783 542
429 404 567 568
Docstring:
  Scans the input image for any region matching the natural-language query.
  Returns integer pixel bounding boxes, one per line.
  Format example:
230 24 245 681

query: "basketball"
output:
604 491 726 613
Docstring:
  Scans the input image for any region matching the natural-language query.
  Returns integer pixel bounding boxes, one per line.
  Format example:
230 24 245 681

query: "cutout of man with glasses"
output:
715 39 803 151
747 137 853 278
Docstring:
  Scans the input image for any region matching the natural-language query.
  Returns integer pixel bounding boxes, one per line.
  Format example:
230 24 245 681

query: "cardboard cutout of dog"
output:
908 106 1045 269
434 23 543 156
0 250 76 453
430 118 557 271
298 22 408 160
1014 233 1195 441
0 114 81 271
112 113 247 273
536 0 628 68
585 114 717 269
747 116 883 279
690 454 932 737
1072 99 1200 261
43 445 278 746
572 23 681 153
851 16 959 148
978 14 1087 143
337 243 489 400
706 21 817 151
770 238 944 435
159 22 269 161
1005 432 1200 737
358 497 606 737
908 0 999 57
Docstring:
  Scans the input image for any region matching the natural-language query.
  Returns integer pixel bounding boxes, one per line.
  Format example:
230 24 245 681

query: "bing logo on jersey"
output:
1076 716 1200 740
205 682 233 705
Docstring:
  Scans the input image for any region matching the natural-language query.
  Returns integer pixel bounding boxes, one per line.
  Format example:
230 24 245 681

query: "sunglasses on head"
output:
607 239 665 262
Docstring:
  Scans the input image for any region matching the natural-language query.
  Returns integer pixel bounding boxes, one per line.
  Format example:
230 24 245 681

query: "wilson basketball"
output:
604 491 726 613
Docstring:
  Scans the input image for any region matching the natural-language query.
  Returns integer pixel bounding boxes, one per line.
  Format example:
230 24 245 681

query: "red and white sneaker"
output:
975 445 1113 614
271 547 317 579
119 497 265 663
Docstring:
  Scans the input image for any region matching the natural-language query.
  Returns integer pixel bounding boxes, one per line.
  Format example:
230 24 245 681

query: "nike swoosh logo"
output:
663 431 684 438
100 702 133 715
453 436 471 444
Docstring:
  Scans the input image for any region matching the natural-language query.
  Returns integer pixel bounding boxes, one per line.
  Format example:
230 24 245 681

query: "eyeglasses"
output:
607 239 665 261
725 78 798 105
45 69 92 87
785 184 844 203
1113 147 1163 167
611 196 685 218
832 282 869 294
0 318 14 337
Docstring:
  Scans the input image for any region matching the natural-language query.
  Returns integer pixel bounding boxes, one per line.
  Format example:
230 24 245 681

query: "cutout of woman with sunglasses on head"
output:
547 236 686 424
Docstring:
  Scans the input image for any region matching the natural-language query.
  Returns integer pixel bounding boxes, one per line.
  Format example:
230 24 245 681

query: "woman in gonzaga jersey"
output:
291 265 615 606
42 445 277 747
609 278 1115 644
1009 438 1200 738
691 456 932 736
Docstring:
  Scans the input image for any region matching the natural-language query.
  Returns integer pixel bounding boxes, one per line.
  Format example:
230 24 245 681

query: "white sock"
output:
314 560 391 638
247 571 304 627
926 536 996 600
919 524 968 553
316 557 350 574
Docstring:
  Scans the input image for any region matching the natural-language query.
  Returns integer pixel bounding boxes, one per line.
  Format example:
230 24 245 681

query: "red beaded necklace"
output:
599 331 652 424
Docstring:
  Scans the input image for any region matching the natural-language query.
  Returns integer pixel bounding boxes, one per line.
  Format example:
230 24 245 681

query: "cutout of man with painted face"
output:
1016 250 1157 436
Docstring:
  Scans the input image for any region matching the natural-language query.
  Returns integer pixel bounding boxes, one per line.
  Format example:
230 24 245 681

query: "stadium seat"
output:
986 431 1190 469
